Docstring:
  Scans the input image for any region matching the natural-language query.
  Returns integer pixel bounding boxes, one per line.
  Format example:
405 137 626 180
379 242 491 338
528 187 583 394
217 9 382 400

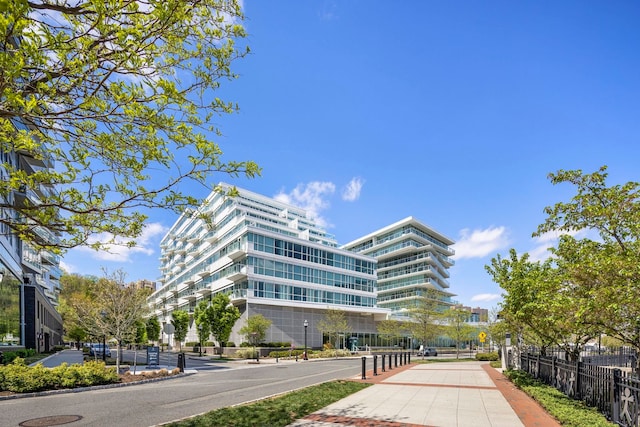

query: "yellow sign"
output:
478 332 487 342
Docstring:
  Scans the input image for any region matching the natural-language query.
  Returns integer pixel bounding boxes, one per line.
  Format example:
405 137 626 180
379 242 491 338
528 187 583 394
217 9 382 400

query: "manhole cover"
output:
20 415 83 426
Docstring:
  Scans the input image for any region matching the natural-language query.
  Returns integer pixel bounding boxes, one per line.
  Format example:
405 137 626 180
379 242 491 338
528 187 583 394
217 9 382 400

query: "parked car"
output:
417 347 437 357
89 344 112 358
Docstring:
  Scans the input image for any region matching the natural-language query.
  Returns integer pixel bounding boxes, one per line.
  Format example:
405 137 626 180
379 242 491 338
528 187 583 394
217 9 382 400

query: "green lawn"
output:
166 380 370 427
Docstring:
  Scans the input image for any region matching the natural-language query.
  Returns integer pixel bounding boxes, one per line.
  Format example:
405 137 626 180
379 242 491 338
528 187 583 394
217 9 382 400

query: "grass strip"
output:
504 369 616 427
167 380 370 427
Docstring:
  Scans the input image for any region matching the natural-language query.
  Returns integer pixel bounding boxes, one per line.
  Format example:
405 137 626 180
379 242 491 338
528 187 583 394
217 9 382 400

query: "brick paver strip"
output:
482 363 562 427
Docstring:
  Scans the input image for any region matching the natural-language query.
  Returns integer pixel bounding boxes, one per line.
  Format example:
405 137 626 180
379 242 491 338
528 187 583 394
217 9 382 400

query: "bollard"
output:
381 354 386 372
373 354 378 376
394 352 398 368
177 352 185 372
404 352 408 365
408 352 411 364
361 356 367 380
388 353 392 370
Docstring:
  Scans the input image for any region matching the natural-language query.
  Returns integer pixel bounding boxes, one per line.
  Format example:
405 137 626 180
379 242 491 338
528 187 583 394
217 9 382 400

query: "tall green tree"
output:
239 314 272 346
205 293 240 349
317 308 350 351
376 320 409 347
535 166 640 369
194 300 212 349
407 290 444 355
0 0 260 251
442 307 477 359
66 270 149 371
146 317 161 344
171 310 190 352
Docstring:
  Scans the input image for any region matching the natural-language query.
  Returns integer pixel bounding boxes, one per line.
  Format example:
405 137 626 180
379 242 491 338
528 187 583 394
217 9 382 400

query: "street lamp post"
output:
198 324 203 357
303 319 308 360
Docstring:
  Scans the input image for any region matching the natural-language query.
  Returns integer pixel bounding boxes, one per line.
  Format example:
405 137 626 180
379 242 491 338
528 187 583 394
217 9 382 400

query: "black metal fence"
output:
519 351 640 426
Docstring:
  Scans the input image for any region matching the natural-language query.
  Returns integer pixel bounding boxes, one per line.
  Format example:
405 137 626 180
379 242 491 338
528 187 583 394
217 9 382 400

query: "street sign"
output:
163 323 175 335
147 346 160 367
478 331 487 343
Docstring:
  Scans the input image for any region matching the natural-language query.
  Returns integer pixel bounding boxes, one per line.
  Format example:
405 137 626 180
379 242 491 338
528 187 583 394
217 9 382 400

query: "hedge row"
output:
0 358 119 393
475 352 500 361
268 349 310 358
0 348 36 364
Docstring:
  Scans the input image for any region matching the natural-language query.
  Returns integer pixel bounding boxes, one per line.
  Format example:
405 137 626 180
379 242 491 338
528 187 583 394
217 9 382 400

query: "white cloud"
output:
59 260 75 275
452 226 510 259
75 222 168 263
471 293 501 303
342 177 364 201
274 181 336 228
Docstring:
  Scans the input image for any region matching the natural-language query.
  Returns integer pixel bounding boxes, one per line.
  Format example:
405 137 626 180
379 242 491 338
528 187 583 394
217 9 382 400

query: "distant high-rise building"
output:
129 279 156 292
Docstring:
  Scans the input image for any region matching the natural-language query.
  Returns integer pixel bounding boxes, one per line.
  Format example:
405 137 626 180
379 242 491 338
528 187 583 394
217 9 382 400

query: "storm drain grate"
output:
19 415 83 426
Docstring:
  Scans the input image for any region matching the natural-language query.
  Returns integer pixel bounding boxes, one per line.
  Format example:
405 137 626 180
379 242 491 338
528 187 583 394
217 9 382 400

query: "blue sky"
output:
61 1 640 309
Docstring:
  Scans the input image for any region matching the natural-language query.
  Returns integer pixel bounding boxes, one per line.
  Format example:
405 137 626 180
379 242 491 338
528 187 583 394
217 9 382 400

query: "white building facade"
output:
150 184 388 350
342 217 456 315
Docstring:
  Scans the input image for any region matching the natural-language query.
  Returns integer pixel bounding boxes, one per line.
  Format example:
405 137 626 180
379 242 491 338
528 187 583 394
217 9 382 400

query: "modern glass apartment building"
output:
150 184 388 350
343 217 456 315
0 118 63 350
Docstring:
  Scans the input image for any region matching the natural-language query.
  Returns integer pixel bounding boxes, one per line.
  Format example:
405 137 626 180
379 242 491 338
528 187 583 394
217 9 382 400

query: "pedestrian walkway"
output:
289 361 561 427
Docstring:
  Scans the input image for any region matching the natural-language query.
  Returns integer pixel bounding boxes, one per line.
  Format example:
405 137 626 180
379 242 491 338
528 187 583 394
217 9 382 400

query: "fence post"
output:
574 360 581 399
611 368 621 423
535 354 540 379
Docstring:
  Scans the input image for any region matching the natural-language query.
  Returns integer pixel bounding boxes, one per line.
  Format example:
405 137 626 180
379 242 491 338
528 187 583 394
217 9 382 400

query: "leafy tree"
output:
485 249 594 361
407 290 444 356
535 166 640 369
1 0 260 251
317 308 350 351
146 317 161 344
66 270 150 371
442 307 477 359
205 293 240 349
171 310 190 352
66 326 87 350
194 300 212 350
58 273 99 342
239 314 272 346
376 320 409 347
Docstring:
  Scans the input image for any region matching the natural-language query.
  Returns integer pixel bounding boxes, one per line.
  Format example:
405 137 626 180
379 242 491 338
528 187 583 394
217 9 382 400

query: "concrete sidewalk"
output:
289 361 525 427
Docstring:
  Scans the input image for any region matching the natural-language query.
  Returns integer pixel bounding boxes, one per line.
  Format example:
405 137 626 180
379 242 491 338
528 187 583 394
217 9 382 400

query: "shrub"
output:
269 349 309 358
476 352 499 361
225 342 235 347
0 359 119 393
234 348 260 359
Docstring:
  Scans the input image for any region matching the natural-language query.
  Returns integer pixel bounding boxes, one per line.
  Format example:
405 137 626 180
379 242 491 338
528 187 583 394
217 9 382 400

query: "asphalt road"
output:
1 354 362 427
